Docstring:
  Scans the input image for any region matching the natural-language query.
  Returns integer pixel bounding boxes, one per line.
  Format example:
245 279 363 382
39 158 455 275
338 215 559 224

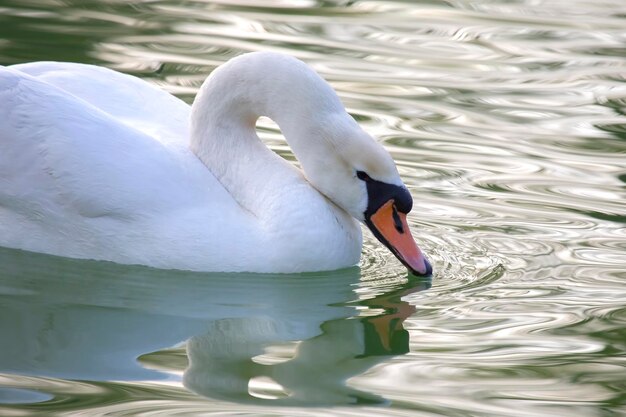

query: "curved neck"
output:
189 52 345 218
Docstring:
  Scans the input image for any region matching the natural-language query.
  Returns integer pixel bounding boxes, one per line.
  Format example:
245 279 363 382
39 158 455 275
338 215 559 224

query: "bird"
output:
0 51 431 276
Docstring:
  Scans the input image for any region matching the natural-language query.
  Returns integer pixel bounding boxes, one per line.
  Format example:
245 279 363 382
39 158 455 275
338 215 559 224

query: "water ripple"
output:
1 0 626 415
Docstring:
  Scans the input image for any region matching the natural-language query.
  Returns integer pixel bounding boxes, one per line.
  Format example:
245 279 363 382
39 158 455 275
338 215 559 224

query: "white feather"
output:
0 52 408 273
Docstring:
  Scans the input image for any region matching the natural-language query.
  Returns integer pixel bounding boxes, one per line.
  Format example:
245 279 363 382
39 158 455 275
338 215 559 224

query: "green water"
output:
1 0 625 415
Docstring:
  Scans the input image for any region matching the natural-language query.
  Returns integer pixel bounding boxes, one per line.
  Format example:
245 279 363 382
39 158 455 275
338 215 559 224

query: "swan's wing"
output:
9 62 190 146
0 66 222 223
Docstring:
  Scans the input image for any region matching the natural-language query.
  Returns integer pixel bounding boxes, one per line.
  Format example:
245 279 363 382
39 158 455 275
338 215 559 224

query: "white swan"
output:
0 52 431 275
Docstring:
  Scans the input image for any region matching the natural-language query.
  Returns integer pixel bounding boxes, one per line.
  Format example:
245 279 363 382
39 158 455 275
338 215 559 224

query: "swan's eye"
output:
356 171 372 182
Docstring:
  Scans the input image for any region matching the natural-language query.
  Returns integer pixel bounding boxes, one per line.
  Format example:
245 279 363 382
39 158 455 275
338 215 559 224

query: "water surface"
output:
1 0 625 416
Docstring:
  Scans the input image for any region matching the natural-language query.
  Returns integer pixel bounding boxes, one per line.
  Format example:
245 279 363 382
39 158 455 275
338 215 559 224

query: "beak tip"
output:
409 257 433 277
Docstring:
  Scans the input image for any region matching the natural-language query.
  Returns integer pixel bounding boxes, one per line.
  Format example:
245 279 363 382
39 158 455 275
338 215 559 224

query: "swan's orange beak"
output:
367 200 432 276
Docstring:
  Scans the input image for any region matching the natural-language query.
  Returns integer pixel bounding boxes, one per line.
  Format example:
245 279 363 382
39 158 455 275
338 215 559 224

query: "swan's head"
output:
299 113 432 277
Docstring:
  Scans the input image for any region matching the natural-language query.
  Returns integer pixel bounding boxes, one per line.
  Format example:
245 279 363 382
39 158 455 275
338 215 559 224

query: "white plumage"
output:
0 52 426 274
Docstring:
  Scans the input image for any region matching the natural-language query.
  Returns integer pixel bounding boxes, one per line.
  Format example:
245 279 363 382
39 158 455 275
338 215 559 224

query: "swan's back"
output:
0 64 239 267
9 62 190 145
0 65 212 214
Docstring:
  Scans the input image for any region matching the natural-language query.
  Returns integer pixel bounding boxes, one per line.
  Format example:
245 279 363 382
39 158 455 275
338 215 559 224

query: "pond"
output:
1 0 625 416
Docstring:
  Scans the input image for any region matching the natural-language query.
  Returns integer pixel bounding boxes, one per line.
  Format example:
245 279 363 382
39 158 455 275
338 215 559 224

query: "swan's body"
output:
0 52 430 275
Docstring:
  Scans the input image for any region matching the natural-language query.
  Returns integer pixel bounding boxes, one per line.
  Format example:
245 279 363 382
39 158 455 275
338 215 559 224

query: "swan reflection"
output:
184 279 429 405
0 247 429 406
